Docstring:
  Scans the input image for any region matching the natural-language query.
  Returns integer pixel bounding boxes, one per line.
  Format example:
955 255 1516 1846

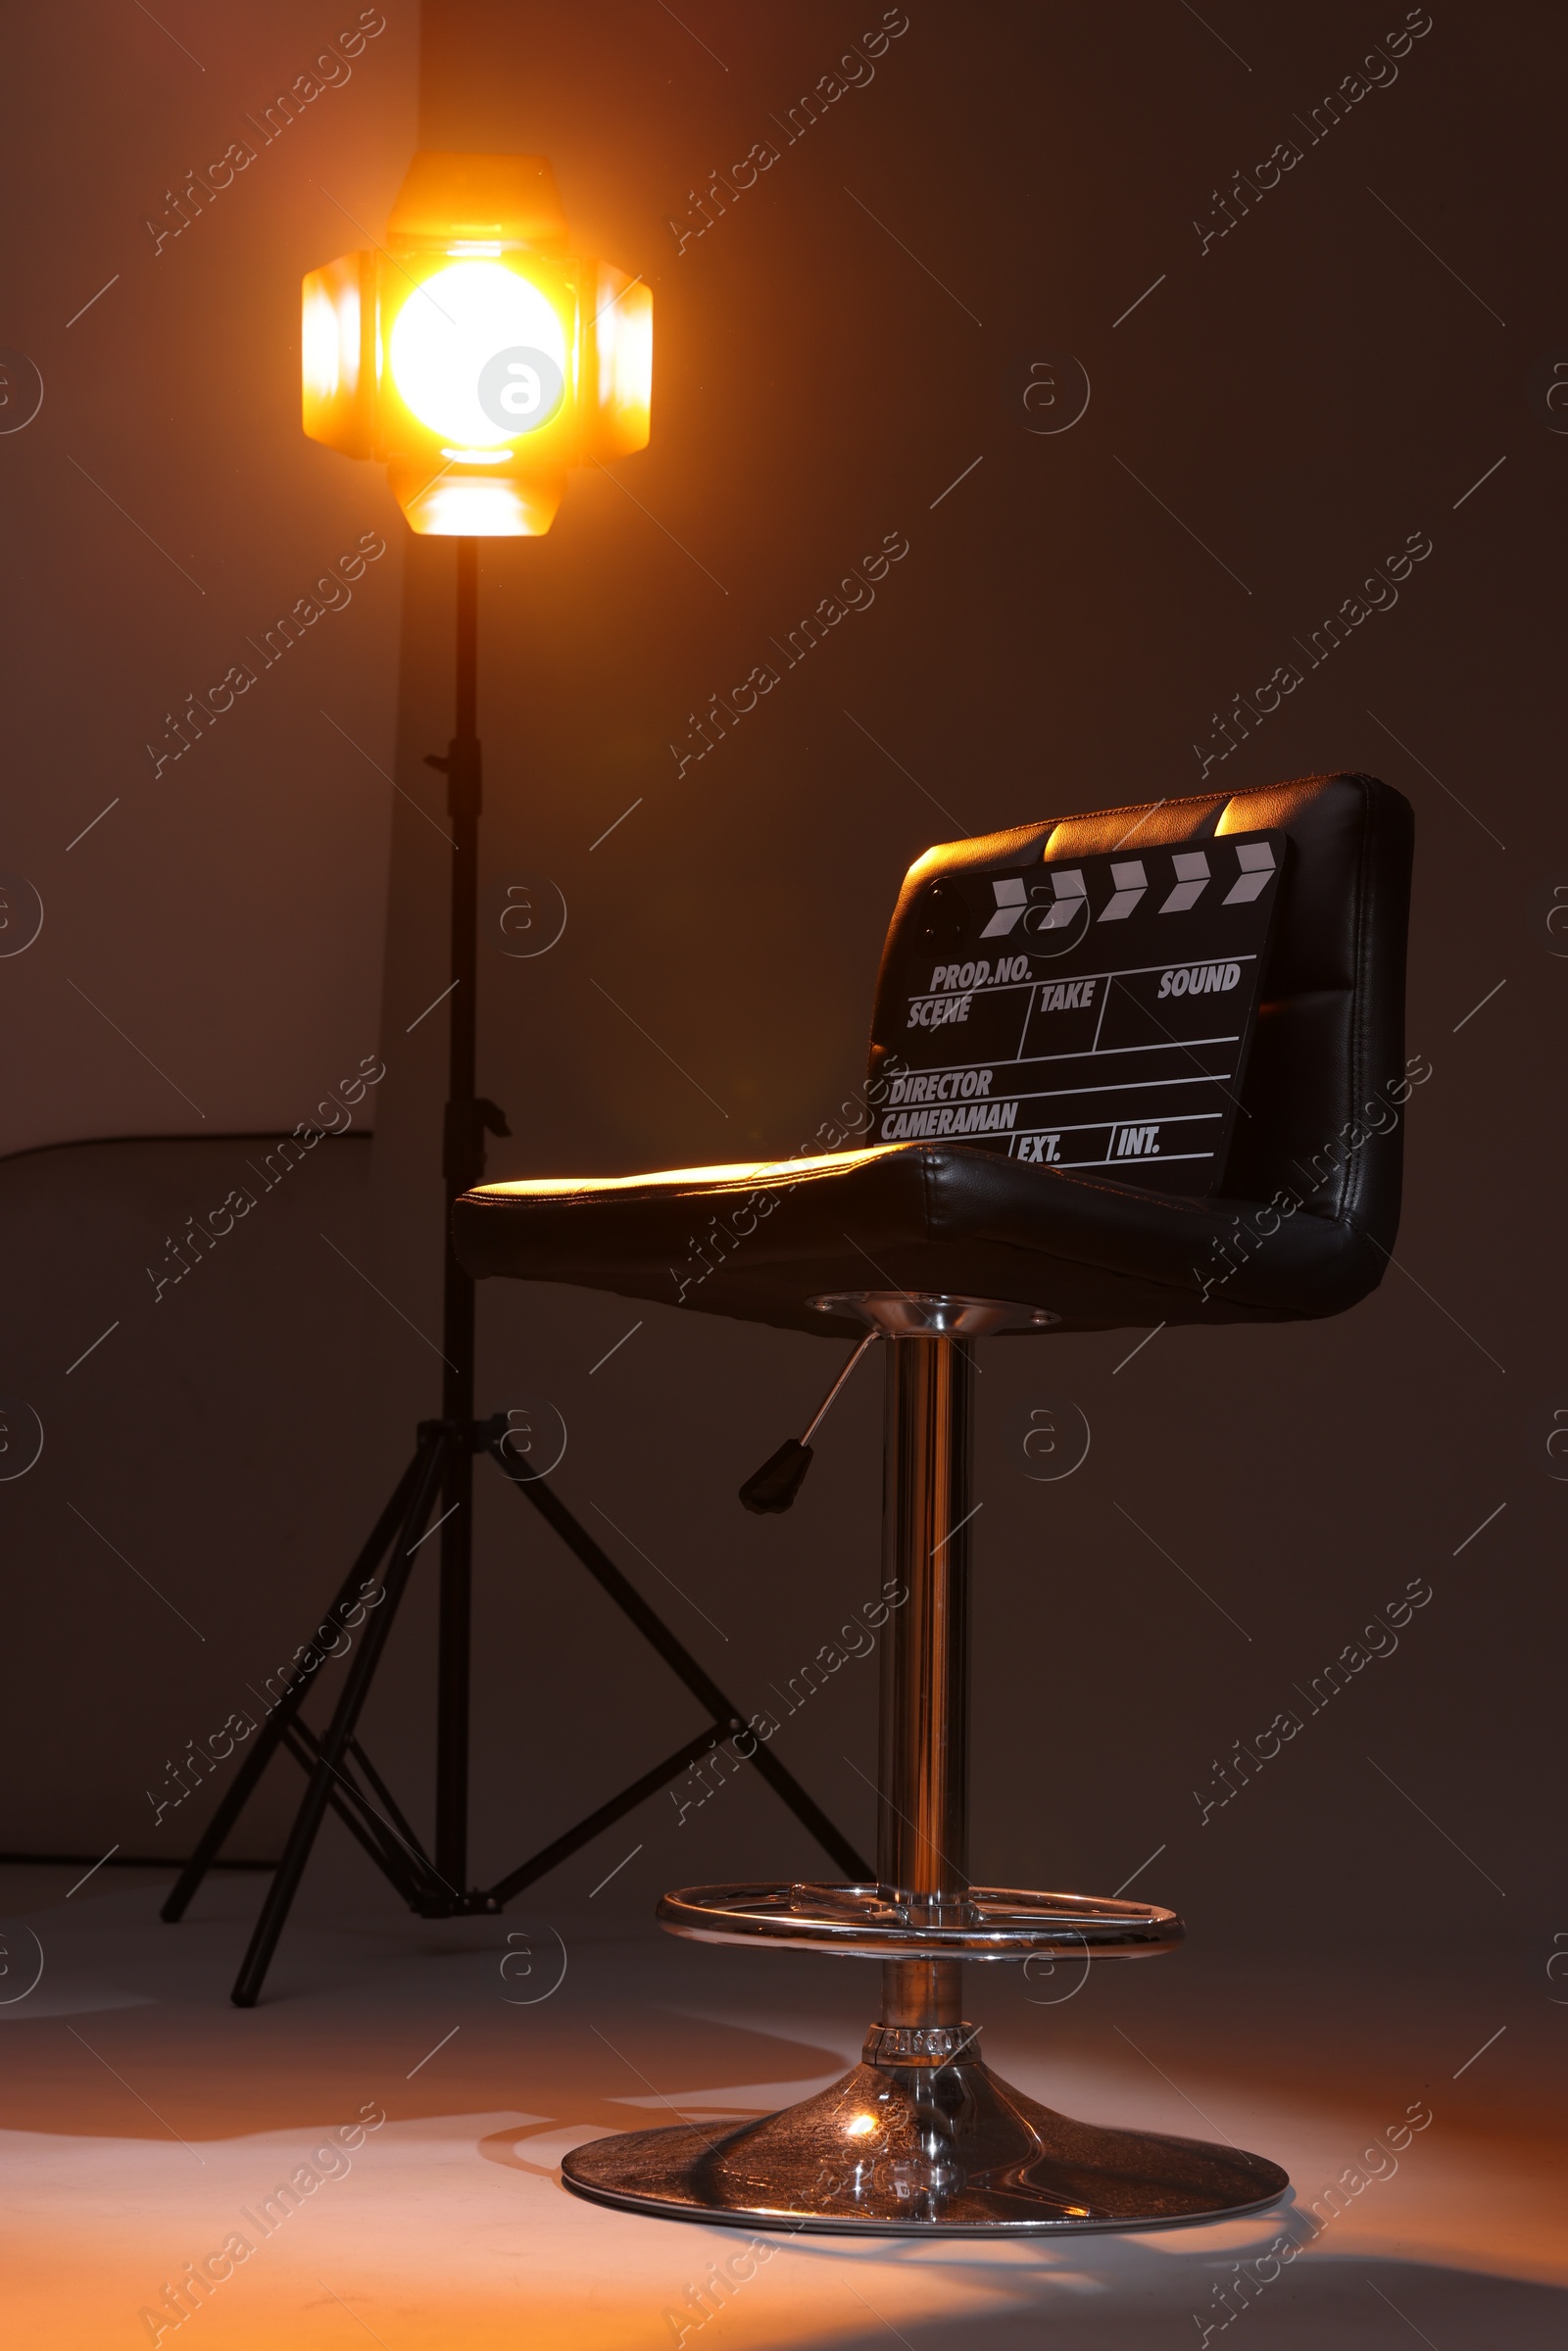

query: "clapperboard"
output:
871 831 1286 1197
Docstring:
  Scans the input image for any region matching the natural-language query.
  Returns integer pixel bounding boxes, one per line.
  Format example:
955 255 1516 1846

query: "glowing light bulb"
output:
388 261 567 448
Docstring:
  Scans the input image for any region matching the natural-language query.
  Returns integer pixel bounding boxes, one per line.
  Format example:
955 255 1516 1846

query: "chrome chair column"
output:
877 1323 970 2051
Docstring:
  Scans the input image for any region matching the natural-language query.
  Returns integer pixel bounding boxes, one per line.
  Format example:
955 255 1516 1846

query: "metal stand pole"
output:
435 535 483 1890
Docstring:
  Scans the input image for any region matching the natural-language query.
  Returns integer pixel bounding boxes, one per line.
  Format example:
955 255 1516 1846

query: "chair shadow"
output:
779 2252 1568 2350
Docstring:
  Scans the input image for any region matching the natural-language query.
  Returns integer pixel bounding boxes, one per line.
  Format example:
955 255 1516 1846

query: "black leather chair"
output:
455 770 1414 2234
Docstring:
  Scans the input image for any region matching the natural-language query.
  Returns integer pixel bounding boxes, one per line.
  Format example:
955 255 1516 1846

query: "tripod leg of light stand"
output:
493 1450 874 1887
485 1721 760 1907
229 1430 452 2007
274 1721 437 1906
160 1444 433 1925
735 1739 872 1882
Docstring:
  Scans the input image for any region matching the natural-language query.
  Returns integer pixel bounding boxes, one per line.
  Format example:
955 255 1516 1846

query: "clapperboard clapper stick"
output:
739 1333 879 1514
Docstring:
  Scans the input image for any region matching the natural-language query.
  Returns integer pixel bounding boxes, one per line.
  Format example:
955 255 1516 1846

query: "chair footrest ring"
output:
656 1882 1182 1960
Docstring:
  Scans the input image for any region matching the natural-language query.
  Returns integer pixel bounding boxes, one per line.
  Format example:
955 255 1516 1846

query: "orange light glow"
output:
592 264 653 459
300 253 372 457
469 1146 901 1200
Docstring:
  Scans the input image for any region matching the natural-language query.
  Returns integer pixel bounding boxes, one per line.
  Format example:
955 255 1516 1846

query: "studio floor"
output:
1 1853 1561 2350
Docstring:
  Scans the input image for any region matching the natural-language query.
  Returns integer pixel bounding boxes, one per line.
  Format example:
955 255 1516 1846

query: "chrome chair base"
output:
562 2025 1289 2234
563 1295 1289 2234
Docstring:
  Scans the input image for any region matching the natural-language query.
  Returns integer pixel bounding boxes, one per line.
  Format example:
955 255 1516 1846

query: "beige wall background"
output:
0 3 416 1155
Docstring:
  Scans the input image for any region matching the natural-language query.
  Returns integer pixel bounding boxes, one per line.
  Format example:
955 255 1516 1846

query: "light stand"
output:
162 541 870 2004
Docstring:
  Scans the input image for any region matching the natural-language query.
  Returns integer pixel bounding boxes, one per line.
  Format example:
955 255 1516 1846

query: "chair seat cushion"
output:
453 1141 1384 1338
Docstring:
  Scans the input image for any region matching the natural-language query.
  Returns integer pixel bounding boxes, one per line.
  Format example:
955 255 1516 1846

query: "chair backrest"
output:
867 773 1414 1236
